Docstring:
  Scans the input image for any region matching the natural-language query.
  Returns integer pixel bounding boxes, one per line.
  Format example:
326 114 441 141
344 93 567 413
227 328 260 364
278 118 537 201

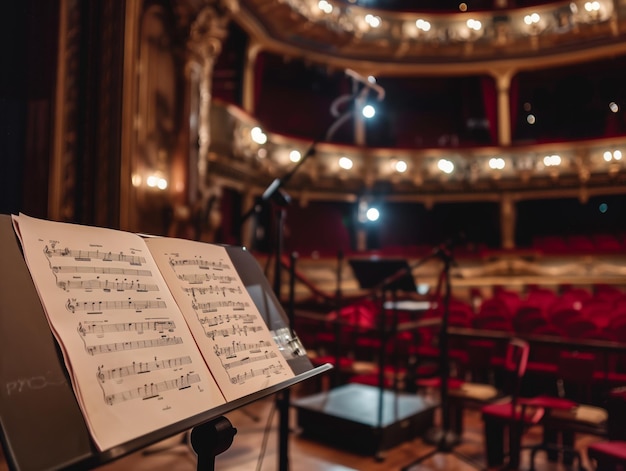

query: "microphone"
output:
345 69 385 101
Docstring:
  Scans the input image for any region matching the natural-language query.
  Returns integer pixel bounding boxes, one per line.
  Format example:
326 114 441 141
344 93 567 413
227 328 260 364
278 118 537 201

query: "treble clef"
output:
66 299 75 313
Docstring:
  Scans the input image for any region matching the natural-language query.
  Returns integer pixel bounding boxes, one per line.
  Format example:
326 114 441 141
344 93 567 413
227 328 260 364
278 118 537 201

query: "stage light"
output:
527 114 536 125
599 202 608 213
362 104 376 118
366 207 380 222
609 102 619 113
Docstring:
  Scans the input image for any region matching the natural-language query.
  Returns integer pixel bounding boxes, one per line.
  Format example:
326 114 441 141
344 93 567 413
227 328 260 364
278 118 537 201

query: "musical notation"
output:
44 246 145 266
181 284 242 296
97 356 192 382
198 313 256 326
206 324 264 340
213 340 272 358
178 273 241 294
86 336 183 355
169 258 230 271
67 299 167 313
56 279 159 292
228 363 285 385
103 373 201 405
223 351 277 370
52 266 151 277
78 320 175 336
193 301 249 314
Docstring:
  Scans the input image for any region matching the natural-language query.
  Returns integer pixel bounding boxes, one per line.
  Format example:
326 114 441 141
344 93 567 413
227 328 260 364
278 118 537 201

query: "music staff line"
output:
222 351 277 370
78 320 175 336
85 336 183 355
103 373 201 405
44 246 146 266
181 284 242 295
213 339 272 358
205 324 264 340
67 299 167 313
52 265 152 277
228 363 285 385
194 301 250 315
97 355 192 383
56 279 159 292
169 258 230 271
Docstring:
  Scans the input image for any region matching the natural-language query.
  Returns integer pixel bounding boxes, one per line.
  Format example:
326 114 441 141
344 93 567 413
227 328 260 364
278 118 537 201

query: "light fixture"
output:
489 157 505 170
438 159 454 174
250 126 267 145
603 150 622 162
339 156 353 170
543 154 561 166
394 160 408 173
289 150 302 162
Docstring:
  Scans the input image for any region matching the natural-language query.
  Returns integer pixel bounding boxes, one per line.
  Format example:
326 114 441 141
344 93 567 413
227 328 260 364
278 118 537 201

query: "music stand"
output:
0 215 331 471
348 258 419 458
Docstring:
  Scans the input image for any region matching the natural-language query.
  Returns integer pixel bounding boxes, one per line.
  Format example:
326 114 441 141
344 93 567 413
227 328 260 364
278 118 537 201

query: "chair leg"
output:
484 418 506 468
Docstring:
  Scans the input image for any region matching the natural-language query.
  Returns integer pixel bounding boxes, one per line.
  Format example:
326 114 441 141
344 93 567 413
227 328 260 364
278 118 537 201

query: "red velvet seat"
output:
482 338 544 469
587 441 626 469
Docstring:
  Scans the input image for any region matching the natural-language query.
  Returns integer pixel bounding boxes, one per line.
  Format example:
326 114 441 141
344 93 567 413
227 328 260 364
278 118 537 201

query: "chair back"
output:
504 337 530 379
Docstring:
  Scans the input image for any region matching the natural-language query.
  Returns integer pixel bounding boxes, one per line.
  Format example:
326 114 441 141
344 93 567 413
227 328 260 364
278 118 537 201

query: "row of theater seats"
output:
466 284 626 342
300 283 626 398
533 233 626 254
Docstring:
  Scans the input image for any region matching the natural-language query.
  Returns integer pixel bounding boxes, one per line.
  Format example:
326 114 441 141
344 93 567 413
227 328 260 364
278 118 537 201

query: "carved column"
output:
185 3 229 241
491 68 515 146
500 192 516 249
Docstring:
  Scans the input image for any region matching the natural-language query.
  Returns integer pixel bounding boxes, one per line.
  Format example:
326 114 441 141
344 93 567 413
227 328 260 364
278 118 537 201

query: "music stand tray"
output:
348 258 417 294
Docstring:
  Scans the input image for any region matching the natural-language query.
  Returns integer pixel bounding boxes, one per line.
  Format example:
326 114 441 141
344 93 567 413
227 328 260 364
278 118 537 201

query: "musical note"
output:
96 355 192 382
85 336 183 355
43 247 146 266
223 351 277 370
77 320 175 336
56 279 159 292
103 373 201 405
227 364 285 385
192 301 249 314
168 258 230 270
67 299 167 313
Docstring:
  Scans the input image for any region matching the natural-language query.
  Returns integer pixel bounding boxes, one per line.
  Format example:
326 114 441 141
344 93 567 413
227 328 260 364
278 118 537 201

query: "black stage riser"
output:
293 384 438 455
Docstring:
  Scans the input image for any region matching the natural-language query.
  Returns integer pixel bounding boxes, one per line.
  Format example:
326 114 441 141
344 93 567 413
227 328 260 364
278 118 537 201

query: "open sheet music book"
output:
11 214 303 452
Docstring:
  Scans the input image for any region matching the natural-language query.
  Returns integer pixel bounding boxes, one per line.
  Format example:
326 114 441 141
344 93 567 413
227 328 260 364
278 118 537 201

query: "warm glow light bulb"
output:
395 160 408 173
339 156 353 170
289 150 302 162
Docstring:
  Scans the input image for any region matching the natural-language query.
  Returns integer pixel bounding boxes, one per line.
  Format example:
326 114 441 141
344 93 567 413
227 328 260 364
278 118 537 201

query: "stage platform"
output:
292 383 438 455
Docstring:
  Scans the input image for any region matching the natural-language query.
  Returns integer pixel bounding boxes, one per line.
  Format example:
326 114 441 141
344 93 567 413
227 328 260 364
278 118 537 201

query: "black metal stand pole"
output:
400 241 484 471
190 416 237 471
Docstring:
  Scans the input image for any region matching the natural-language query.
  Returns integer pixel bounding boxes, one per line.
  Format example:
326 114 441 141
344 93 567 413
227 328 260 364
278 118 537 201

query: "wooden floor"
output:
81 382 603 471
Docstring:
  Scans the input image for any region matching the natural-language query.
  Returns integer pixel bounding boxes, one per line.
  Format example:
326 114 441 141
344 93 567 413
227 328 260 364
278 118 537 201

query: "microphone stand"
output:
240 73 383 471
400 237 483 471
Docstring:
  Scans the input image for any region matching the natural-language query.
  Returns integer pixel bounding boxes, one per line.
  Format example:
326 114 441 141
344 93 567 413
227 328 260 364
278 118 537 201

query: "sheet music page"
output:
144 236 295 401
12 214 226 451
